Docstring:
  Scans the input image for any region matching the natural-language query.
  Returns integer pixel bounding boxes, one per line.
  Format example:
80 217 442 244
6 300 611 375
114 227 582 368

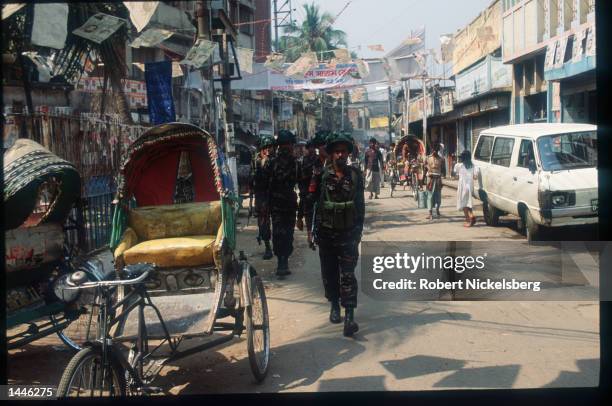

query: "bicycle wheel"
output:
57 346 126 398
245 275 270 382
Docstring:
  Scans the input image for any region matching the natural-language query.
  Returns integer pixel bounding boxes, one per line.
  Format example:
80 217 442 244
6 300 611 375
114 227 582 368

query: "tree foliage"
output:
279 3 349 62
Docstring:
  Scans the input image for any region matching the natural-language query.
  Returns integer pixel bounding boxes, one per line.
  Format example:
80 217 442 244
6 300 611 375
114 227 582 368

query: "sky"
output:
288 0 494 59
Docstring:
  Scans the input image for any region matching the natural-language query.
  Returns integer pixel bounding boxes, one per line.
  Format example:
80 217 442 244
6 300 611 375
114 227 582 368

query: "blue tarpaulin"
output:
145 61 176 124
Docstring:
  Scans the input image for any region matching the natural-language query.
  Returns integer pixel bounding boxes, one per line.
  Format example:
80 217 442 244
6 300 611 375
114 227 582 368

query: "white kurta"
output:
454 163 479 210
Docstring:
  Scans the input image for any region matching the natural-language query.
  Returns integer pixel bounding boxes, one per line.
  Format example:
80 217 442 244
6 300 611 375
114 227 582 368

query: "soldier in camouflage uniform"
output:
296 139 318 249
265 129 298 277
312 132 365 337
250 135 275 259
306 131 331 246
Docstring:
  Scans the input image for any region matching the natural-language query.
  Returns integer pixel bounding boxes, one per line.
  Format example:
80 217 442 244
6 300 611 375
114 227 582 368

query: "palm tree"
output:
279 3 349 62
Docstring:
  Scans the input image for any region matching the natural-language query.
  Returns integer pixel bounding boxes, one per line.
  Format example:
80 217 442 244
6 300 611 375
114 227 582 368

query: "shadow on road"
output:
433 364 521 388
543 358 599 387
381 355 467 380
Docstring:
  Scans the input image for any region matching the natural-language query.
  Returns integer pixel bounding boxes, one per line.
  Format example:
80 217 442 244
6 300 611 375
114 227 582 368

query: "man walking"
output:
265 129 298 277
425 142 445 220
364 137 383 199
312 132 365 337
297 139 318 249
250 135 275 259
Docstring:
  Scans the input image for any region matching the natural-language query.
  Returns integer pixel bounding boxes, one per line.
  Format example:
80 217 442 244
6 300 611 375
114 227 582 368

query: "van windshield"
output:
536 131 597 171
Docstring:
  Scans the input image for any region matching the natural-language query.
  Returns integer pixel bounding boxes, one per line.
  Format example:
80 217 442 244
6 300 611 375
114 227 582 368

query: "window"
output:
536 131 597 171
517 139 535 168
474 135 494 162
491 137 515 167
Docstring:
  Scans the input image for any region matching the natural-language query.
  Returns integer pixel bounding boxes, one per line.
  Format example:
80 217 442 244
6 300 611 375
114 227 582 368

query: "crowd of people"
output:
248 129 479 337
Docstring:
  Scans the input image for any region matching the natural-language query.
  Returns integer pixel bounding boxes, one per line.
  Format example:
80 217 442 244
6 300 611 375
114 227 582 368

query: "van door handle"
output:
527 181 533 184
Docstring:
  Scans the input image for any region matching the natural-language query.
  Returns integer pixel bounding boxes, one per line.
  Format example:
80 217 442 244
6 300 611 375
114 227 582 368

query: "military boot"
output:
329 301 342 324
263 241 273 260
343 308 359 337
276 256 291 277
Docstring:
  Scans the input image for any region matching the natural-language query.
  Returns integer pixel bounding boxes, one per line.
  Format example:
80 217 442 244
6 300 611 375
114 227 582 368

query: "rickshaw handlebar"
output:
63 269 152 290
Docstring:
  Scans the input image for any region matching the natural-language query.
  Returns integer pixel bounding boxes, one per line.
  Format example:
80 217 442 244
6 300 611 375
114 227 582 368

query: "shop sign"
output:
572 28 585 63
440 90 454 114
553 37 568 68
451 0 502 75
462 102 479 116
369 116 389 129
455 59 488 102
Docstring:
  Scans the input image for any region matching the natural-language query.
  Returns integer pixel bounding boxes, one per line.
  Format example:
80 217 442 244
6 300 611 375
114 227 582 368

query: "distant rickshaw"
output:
393 135 426 200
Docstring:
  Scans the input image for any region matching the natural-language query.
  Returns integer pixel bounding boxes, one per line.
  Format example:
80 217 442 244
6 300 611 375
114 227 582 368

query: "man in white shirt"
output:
379 145 387 188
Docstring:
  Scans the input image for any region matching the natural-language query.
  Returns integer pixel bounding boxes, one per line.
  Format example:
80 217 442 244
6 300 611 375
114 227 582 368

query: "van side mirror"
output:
528 159 537 173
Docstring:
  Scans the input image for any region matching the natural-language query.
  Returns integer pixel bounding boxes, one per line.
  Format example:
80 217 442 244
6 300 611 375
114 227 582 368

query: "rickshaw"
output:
5 139 110 351
57 123 270 397
394 135 426 200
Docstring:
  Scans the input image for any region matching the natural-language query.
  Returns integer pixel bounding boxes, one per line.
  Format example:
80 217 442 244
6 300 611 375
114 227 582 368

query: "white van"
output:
472 124 598 241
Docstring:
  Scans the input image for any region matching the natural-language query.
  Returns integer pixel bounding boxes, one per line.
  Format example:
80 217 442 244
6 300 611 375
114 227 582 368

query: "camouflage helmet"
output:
258 135 275 150
276 129 296 145
326 132 354 154
312 130 329 147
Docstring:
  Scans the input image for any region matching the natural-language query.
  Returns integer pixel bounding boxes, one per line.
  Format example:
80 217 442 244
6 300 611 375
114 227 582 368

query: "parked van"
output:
472 124 597 241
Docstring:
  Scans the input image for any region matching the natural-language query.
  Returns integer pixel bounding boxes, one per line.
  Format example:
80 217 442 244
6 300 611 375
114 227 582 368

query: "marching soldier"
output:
312 132 365 337
297 139 318 248
250 135 275 259
265 129 298 277
306 131 331 243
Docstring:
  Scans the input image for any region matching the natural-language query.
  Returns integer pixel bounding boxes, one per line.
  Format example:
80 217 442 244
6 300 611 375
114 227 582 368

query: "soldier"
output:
312 132 365 337
250 135 275 259
305 131 331 247
296 139 318 249
265 129 298 277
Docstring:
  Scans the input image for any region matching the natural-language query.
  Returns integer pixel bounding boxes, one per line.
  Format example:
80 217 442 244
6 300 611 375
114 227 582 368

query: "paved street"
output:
7 183 599 393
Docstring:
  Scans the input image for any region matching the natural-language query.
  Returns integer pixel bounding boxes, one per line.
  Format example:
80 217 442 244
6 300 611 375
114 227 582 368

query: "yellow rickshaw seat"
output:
123 235 217 267
115 201 223 268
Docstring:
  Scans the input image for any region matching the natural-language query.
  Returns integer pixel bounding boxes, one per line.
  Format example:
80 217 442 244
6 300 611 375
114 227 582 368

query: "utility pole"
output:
422 76 428 153
387 86 393 146
403 79 411 135
341 93 345 131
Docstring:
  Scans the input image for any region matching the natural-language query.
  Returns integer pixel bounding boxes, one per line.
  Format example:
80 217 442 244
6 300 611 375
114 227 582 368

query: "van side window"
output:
474 135 494 162
491 137 515 167
517 140 535 168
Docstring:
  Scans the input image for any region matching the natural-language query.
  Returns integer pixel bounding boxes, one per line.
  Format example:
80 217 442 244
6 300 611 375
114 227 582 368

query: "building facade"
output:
501 0 596 124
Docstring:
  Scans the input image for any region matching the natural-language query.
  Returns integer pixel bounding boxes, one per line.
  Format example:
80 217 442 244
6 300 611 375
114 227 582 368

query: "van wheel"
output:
483 201 500 226
525 210 540 242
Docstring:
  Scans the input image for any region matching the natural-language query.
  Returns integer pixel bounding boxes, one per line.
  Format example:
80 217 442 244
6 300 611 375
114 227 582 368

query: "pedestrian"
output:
379 144 387 188
364 137 384 199
454 150 479 227
425 142 445 220
250 135 275 259
265 129 299 277
297 138 318 249
312 132 365 337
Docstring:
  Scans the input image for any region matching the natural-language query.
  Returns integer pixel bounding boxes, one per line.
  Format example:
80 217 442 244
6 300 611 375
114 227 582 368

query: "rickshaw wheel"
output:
58 346 126 398
246 273 270 382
